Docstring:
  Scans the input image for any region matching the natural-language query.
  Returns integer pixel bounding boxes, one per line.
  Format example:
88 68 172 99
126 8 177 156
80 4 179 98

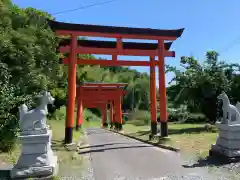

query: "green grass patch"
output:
0 107 102 165
0 119 84 164
123 122 218 159
0 119 89 179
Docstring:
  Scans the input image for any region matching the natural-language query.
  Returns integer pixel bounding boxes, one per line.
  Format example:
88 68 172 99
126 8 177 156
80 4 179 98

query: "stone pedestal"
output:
211 121 240 158
10 129 58 179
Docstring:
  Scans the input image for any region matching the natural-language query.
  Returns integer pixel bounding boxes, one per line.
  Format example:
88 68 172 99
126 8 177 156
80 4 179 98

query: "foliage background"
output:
1 0 240 152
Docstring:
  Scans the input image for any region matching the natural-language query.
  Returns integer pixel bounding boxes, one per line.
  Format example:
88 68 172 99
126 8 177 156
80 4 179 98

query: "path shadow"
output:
130 127 210 137
168 127 209 135
51 140 77 152
86 129 112 135
129 126 210 136
128 121 148 126
182 155 240 168
129 130 151 137
0 170 10 180
78 145 151 154
0 165 12 180
86 132 111 135
78 142 138 149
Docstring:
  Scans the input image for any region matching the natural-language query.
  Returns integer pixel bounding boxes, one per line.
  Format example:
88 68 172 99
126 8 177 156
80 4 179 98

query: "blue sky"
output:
13 0 240 86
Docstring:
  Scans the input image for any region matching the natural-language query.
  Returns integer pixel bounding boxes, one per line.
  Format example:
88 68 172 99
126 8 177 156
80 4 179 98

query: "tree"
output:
0 0 156 151
167 51 233 123
0 0 59 151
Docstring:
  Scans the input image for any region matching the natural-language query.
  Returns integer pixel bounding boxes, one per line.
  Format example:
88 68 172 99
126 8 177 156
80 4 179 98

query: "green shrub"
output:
204 123 217 132
128 110 150 121
127 110 150 126
165 105 189 122
122 115 128 122
0 116 19 152
187 113 207 123
84 109 101 121
51 106 102 122
51 106 66 121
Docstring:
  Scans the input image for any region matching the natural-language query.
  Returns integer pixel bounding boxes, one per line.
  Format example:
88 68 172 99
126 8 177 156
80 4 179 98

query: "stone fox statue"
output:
217 91 240 124
19 91 55 131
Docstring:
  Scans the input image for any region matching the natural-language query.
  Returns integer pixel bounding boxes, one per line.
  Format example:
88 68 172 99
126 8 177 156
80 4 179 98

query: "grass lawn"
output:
0 113 102 180
83 119 101 129
0 114 102 164
0 119 94 173
123 122 218 158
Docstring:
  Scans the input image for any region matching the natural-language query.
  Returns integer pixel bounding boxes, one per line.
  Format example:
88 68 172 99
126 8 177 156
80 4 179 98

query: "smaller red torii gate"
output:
75 83 127 130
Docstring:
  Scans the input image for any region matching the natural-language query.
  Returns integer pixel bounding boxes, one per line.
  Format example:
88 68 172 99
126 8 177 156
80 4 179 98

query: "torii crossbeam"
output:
48 19 184 144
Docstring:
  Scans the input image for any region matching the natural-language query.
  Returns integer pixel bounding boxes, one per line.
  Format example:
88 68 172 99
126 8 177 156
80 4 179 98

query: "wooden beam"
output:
62 58 174 66
56 30 178 41
78 92 123 97
79 83 127 87
59 46 175 57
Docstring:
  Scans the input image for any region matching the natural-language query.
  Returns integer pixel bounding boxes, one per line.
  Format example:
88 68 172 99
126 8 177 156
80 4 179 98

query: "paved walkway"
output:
81 128 222 180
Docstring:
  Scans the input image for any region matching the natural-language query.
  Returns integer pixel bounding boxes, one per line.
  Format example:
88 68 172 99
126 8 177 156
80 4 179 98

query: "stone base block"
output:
11 130 58 179
219 131 240 140
10 155 58 179
216 121 240 131
211 144 240 158
216 137 240 149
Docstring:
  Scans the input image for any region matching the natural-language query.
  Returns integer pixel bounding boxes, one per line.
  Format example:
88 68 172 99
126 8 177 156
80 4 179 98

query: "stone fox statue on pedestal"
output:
217 91 240 124
19 91 55 131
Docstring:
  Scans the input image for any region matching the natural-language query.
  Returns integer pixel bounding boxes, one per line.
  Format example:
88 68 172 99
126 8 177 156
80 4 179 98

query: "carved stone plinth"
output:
211 121 240 158
10 130 58 179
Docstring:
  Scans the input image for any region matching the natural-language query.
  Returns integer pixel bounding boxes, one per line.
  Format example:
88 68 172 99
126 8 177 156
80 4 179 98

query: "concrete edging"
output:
107 129 180 152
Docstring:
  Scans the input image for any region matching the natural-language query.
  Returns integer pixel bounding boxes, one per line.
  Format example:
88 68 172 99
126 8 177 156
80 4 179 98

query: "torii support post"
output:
100 104 108 128
150 56 157 135
158 40 168 137
114 95 123 131
65 34 77 144
109 101 114 129
76 98 83 131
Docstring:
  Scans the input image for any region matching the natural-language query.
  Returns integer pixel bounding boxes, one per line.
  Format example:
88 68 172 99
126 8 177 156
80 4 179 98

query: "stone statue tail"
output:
236 102 240 114
19 104 28 121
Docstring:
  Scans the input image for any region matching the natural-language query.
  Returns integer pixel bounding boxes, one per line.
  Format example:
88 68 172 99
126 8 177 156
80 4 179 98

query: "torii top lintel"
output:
48 19 184 40
77 82 128 89
76 83 127 101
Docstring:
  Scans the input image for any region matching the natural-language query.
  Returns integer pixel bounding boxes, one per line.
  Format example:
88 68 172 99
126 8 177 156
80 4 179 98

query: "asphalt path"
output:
80 128 221 180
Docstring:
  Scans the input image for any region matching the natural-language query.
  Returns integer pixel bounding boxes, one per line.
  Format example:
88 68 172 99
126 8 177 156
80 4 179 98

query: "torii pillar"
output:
109 101 115 129
76 98 83 130
150 56 157 135
100 104 108 128
158 40 168 137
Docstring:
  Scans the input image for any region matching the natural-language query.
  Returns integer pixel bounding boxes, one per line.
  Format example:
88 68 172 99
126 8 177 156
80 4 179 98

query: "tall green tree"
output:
167 51 239 123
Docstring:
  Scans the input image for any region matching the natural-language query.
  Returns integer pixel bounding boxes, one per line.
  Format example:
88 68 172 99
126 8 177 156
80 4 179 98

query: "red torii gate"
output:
75 83 127 130
48 19 184 144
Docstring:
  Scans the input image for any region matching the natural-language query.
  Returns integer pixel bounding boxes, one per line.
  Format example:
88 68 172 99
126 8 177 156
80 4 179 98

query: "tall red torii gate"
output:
75 83 127 130
48 19 184 144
